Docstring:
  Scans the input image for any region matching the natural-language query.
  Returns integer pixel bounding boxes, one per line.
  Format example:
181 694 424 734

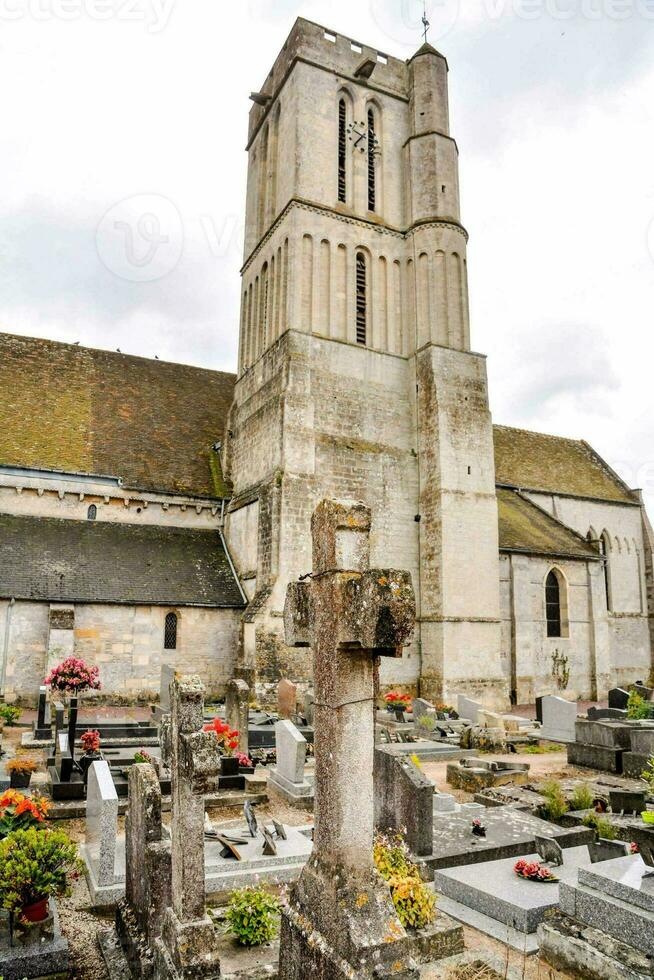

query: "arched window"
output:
545 570 562 637
338 98 347 204
367 108 376 212
87 504 97 520
599 531 612 610
355 251 367 345
164 612 178 650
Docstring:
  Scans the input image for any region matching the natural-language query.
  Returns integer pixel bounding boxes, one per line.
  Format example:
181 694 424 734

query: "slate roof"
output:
497 488 600 560
493 425 637 505
0 514 245 607
0 333 237 497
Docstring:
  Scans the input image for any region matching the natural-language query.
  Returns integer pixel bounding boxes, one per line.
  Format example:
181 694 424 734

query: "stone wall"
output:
0 600 239 704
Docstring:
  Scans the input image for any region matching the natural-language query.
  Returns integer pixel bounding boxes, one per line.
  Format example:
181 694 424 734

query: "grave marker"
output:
268 719 313 807
280 499 419 979
82 761 121 905
225 677 250 758
539 695 577 743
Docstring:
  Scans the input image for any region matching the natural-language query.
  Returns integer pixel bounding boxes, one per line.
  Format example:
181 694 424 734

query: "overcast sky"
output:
1 0 654 502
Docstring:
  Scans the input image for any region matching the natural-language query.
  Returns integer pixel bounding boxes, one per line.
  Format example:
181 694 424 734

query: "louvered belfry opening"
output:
355 252 367 345
367 108 376 212
338 99 347 203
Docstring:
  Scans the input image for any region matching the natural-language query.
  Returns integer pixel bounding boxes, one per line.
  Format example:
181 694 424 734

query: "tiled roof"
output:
497 488 600 560
493 425 637 504
0 333 237 497
0 514 245 607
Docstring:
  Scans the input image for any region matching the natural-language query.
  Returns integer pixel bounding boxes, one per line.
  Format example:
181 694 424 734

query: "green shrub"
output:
0 827 82 914
570 784 594 812
539 780 569 821
417 714 436 733
642 756 654 793
0 706 21 726
387 875 436 930
627 691 652 720
225 887 279 947
583 813 617 840
374 831 415 882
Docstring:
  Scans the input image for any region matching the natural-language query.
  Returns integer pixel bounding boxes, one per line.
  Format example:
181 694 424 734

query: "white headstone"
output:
85 760 119 886
457 695 482 723
275 719 307 784
539 695 577 743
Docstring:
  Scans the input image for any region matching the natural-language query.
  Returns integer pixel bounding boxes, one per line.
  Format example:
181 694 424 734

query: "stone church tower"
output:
224 18 505 706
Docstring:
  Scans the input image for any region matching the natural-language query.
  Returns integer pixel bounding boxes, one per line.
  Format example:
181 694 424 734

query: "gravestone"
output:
633 682 654 701
154 664 175 723
267 719 313 808
535 835 563 866
33 685 52 740
413 697 435 721
608 688 630 710
539 695 577 743
82 761 122 906
277 678 297 720
609 789 647 815
154 675 222 980
587 706 627 720
374 746 434 857
115 763 172 979
535 696 543 723
225 677 249 758
280 499 421 979
588 838 630 863
457 695 481 723
303 689 315 726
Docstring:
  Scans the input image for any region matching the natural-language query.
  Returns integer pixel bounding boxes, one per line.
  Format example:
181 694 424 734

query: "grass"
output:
523 742 562 754
569 783 594 811
539 779 569 820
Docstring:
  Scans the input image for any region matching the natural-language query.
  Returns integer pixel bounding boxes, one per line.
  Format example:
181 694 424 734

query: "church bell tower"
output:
224 18 505 707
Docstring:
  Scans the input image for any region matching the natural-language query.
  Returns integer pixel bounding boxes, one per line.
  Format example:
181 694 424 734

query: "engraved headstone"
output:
267 719 313 806
84 761 119 891
535 835 563 867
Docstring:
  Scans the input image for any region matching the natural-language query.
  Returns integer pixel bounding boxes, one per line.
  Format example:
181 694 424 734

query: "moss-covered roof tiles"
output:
0 333 237 497
497 488 599 559
493 425 637 504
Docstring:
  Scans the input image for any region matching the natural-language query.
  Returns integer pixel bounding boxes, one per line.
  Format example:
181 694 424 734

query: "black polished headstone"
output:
608 789 647 815
588 706 627 720
608 688 630 710
535 696 543 724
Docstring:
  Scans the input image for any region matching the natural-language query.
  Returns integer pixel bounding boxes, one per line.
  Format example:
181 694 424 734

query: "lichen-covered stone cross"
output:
280 499 418 978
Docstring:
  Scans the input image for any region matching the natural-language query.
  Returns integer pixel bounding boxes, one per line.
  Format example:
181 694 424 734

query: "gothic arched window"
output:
367 108 376 212
355 251 367 345
338 98 347 204
164 612 178 650
545 570 563 637
87 504 97 520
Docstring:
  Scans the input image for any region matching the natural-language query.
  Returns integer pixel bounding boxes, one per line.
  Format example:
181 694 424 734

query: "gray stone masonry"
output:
225 678 249 758
374 746 434 857
115 762 172 980
279 499 420 979
155 675 222 980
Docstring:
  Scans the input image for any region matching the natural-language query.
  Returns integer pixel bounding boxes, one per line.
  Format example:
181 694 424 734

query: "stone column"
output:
280 499 419 979
225 677 249 757
155 675 222 980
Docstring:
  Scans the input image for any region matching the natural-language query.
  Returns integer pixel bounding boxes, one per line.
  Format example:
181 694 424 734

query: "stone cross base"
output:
279 857 419 980
154 908 221 980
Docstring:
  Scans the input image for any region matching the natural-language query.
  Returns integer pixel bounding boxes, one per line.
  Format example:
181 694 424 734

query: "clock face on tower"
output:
347 120 381 156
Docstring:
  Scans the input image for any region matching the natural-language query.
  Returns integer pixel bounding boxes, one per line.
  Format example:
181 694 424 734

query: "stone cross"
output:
116 762 172 977
280 499 418 979
225 677 249 757
155 674 222 980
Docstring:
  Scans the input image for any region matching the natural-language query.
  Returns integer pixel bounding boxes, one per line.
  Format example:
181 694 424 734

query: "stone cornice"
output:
241 198 468 274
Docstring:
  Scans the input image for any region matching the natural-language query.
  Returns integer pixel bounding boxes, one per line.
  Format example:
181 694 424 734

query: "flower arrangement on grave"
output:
471 818 486 838
373 831 436 930
81 730 101 754
384 692 412 715
0 826 82 923
0 791 49 839
435 703 454 716
203 717 239 757
235 752 253 769
513 858 559 883
225 886 280 946
5 758 38 790
45 657 101 695
134 749 154 764
630 842 640 853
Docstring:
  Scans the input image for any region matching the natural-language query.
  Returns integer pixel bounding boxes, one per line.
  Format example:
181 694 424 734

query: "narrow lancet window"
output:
367 108 376 212
545 571 562 638
338 99 347 204
355 252 367 345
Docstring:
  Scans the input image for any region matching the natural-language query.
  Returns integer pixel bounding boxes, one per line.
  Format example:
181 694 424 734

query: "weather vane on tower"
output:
421 0 430 43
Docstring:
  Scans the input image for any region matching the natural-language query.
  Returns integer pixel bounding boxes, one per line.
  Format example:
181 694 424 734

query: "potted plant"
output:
6 759 38 790
78 730 102 784
203 718 240 775
0 826 82 923
236 752 254 773
0 791 49 839
384 692 412 720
